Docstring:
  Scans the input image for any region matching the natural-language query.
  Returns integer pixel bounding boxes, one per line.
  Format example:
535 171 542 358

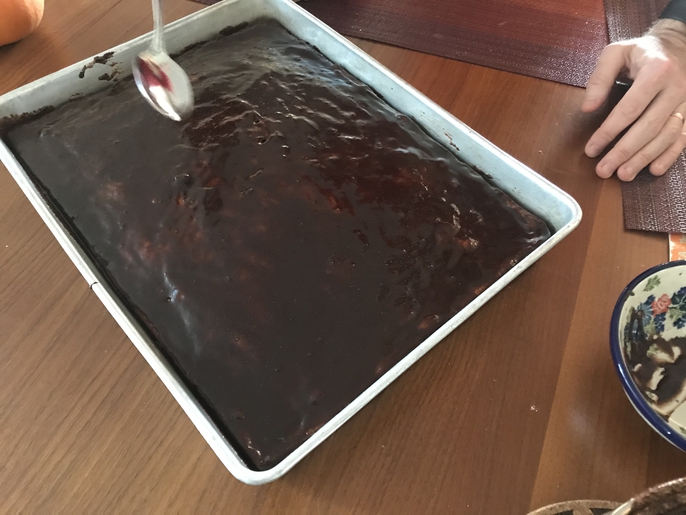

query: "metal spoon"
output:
608 501 632 515
132 0 194 121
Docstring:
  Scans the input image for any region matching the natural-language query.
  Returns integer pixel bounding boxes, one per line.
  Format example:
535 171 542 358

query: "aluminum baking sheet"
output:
0 0 582 485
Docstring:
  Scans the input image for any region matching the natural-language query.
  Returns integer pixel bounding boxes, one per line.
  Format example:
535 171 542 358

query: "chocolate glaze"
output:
4 20 550 470
79 52 117 80
628 333 686 414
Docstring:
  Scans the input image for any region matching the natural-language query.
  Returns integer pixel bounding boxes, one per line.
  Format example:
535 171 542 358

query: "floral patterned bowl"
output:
611 260 686 450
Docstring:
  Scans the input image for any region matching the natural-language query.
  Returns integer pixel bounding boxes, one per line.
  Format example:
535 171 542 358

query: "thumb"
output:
582 43 629 112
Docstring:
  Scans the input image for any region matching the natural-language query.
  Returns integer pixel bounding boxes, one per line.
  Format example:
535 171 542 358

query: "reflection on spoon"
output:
132 0 194 121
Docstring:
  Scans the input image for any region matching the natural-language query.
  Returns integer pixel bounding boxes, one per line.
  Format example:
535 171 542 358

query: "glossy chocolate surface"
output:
628 334 686 414
4 20 550 470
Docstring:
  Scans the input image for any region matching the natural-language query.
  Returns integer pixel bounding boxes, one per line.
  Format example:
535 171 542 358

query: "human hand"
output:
582 19 686 181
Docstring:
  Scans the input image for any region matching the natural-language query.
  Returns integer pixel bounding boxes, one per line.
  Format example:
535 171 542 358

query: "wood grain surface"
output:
1 1 685 513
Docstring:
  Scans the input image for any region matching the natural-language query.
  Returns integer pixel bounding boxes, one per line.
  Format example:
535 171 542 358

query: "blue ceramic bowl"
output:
611 260 686 450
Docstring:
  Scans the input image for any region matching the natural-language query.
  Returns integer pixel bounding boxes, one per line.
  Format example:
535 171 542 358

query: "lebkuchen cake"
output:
3 19 551 470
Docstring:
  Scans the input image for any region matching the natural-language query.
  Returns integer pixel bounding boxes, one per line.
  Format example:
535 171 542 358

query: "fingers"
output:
594 94 682 178
585 72 669 161
582 44 628 113
585 29 686 181
649 127 686 177
614 106 686 180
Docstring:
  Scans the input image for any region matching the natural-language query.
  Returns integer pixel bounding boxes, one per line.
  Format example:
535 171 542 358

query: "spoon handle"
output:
151 0 165 54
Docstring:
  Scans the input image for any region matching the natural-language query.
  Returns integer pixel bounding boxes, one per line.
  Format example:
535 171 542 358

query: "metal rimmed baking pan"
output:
0 0 582 485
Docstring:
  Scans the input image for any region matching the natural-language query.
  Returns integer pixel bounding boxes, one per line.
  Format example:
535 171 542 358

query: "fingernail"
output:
586 144 600 158
617 166 633 181
597 161 612 177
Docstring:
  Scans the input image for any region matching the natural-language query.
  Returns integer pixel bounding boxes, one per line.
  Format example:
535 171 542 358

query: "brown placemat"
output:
622 157 686 234
191 0 608 88
604 0 668 40
605 0 686 234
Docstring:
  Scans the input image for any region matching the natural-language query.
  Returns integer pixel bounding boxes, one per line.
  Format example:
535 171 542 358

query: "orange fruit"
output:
0 0 44 47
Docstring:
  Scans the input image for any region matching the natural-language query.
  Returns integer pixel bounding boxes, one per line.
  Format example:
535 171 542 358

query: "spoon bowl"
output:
132 0 194 121
133 49 193 121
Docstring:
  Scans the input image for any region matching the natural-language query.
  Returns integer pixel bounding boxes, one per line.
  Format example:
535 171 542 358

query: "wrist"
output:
649 19 686 54
651 18 686 36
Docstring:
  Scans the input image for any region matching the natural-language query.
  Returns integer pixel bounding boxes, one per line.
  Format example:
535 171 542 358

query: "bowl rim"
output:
610 259 686 450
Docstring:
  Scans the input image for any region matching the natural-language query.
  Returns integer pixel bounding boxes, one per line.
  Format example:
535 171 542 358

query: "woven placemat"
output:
605 0 686 234
190 0 608 88
604 0 668 40
622 159 686 234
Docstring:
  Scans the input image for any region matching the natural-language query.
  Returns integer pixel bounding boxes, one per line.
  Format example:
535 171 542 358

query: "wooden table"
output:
1 1 684 513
